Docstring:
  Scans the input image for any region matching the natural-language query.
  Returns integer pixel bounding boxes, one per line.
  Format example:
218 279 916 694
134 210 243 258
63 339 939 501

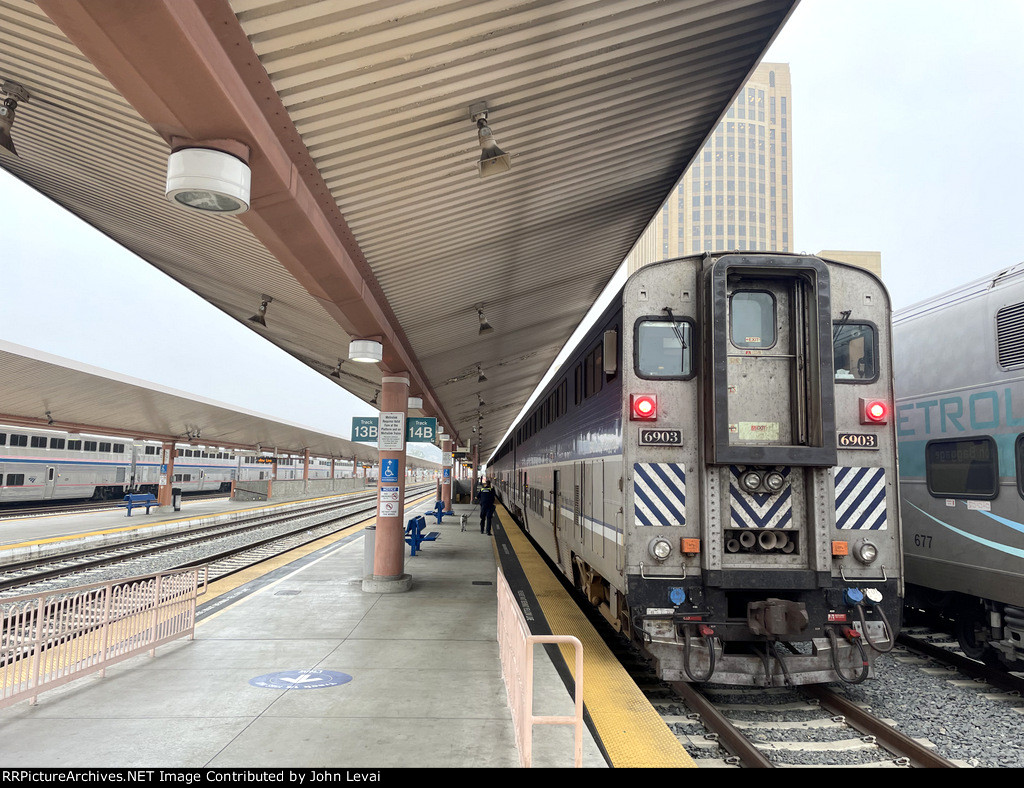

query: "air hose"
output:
828 626 869 685
682 624 717 682
857 602 896 653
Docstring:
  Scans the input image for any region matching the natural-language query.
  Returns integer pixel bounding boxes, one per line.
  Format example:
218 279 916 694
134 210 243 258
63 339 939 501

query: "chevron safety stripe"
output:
834 466 888 530
633 462 686 526
729 466 792 529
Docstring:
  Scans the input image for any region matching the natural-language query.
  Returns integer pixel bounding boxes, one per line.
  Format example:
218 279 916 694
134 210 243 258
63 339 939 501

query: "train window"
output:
833 322 879 383
925 437 999 499
11 434 27 446
635 318 694 379
113 444 125 453
30 436 47 448
49 438 65 449
0 433 5 445
99 442 112 452
84 441 97 451
730 290 776 349
5 474 25 486
67 440 81 451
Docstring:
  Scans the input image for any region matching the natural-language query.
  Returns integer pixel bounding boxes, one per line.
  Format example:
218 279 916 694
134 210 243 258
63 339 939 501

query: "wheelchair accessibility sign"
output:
381 458 399 483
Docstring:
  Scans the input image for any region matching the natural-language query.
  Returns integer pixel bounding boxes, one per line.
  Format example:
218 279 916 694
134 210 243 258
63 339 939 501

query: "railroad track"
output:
654 679 958 768
0 485 434 599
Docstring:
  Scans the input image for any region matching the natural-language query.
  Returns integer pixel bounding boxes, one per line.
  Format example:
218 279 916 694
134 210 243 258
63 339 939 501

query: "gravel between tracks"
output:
833 650 1024 768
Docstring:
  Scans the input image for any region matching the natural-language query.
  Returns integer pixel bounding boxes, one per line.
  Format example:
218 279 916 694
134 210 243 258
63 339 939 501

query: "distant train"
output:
490 252 903 687
895 263 1024 670
0 426 357 504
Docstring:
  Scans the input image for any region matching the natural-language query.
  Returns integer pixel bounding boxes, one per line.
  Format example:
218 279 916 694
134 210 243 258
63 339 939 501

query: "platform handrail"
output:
496 566 584 768
0 566 208 710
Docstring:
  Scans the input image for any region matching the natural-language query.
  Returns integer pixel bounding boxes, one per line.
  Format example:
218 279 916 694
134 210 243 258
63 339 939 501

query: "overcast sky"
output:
1 0 1021 452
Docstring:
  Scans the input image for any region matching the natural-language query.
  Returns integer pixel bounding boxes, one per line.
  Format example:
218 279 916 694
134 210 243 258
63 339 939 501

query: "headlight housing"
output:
854 538 878 565
649 537 672 561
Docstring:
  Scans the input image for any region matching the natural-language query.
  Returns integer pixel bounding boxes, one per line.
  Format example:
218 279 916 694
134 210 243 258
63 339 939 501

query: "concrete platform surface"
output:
0 500 606 769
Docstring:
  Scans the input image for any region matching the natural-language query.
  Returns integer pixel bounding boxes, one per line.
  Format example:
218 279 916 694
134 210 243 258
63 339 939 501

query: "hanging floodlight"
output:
349 339 383 363
165 143 251 215
477 306 494 335
470 102 511 178
248 295 272 326
0 81 30 159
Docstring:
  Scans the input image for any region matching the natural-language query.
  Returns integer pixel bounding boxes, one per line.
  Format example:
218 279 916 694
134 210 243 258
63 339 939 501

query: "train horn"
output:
758 530 778 550
739 530 756 548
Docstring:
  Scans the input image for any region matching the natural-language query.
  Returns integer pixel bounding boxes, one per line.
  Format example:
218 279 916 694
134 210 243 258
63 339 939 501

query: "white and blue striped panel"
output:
729 466 792 529
834 466 888 530
633 463 686 526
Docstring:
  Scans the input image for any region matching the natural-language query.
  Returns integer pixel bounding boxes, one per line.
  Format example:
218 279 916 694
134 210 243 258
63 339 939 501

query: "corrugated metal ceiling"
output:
0 0 795 460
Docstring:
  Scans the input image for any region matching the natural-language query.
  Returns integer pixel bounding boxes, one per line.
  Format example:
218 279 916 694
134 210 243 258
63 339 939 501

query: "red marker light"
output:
859 398 888 424
631 394 658 420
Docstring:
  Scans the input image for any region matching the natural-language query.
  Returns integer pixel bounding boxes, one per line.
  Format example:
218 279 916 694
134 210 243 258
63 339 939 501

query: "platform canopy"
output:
0 0 796 460
0 339 439 469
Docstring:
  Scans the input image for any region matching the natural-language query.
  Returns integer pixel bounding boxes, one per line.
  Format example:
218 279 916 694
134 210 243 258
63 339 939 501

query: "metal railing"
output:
0 566 206 709
496 566 584 767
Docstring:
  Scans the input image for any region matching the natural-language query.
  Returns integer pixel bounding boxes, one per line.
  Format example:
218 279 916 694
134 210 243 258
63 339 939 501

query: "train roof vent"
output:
996 301 1024 367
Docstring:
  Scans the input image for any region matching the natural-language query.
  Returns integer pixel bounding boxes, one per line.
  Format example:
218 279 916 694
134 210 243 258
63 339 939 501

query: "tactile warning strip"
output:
493 507 696 768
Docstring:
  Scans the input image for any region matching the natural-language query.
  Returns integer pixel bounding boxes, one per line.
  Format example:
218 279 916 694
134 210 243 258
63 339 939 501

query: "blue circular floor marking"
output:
249 669 353 690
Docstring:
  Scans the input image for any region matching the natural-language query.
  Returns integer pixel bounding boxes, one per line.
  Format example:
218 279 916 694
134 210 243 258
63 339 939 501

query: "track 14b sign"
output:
351 416 437 443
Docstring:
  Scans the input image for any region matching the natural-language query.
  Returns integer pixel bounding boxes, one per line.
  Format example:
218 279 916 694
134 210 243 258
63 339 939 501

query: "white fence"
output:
0 567 206 709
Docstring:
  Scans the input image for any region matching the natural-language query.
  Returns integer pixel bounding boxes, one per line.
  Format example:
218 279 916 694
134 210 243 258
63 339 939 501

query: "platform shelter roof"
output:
0 0 796 459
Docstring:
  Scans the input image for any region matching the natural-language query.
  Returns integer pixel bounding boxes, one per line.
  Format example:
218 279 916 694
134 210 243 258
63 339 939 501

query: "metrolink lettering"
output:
896 387 1024 437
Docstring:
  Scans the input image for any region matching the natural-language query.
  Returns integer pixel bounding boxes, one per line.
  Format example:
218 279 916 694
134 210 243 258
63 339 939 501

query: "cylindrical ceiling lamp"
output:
349 339 383 363
166 147 251 215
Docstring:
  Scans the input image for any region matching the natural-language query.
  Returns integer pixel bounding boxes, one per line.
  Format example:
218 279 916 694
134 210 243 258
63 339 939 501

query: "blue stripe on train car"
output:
834 466 888 530
633 462 685 526
729 466 792 529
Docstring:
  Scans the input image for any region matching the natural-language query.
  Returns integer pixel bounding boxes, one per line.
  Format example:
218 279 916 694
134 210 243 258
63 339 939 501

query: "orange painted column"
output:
441 436 453 512
156 441 176 506
366 374 411 591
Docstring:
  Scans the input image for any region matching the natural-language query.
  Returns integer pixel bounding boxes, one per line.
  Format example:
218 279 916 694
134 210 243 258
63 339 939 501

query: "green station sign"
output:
351 416 437 443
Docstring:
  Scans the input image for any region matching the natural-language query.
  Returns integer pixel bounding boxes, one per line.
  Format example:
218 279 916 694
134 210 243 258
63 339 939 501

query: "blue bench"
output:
119 493 158 516
405 515 440 556
423 500 454 524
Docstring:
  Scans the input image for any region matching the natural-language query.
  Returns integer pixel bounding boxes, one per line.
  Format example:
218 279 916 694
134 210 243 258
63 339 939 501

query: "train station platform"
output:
0 494 694 769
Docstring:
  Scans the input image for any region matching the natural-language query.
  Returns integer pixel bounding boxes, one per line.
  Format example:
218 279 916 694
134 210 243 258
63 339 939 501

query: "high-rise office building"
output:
627 63 793 273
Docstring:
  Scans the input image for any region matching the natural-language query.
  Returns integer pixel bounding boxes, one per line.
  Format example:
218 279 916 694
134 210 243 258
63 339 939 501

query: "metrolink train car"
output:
894 262 1024 669
490 252 903 686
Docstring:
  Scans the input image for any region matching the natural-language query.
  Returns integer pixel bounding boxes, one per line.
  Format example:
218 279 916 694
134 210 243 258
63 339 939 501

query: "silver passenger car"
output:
491 252 902 686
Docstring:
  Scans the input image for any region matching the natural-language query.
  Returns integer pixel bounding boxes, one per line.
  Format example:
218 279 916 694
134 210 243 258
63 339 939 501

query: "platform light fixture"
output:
470 102 511 178
408 396 423 410
0 80 30 159
165 141 251 215
477 306 494 335
248 295 273 326
349 339 383 363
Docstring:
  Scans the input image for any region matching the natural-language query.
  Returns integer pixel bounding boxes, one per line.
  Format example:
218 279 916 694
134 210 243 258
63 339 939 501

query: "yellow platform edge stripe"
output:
494 506 696 768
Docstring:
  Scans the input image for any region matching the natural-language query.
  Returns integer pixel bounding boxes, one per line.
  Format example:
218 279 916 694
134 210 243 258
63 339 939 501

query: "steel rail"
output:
801 685 957 768
668 681 775 768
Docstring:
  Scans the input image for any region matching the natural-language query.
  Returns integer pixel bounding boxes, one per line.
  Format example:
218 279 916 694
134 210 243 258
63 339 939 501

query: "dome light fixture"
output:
349 339 383 363
165 141 251 215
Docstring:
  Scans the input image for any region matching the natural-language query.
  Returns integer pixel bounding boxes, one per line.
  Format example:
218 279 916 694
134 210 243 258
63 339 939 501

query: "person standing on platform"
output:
476 478 496 535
